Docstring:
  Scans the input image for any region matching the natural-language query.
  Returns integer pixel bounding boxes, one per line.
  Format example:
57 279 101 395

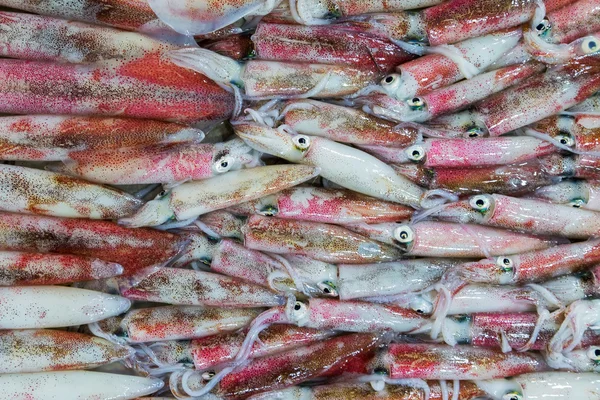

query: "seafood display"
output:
2 1 600 399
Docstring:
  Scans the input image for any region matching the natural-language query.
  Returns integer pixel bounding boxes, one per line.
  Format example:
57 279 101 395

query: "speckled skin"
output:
171 333 381 400
542 0 600 44
347 221 557 258
247 381 489 400
0 164 141 219
0 115 203 161
532 114 600 153
243 60 377 99
283 99 420 146
234 123 425 208
299 0 444 19
228 186 414 225
242 215 403 264
0 371 163 400
434 194 600 239
366 137 555 168
60 139 256 185
337 259 460 300
117 305 263 342
387 29 521 99
423 0 536 45
535 180 600 211
253 23 414 73
570 93 600 113
0 251 122 286
0 330 131 373
0 11 177 63
0 212 186 276
0 55 234 123
0 286 130 329
120 266 284 308
188 325 334 370
372 343 548 380
394 161 554 196
475 57 600 136
462 239 600 284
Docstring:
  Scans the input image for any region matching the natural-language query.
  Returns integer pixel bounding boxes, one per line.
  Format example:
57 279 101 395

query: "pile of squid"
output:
3 0 600 399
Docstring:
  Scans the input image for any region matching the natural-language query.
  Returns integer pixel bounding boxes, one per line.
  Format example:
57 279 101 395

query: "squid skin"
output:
347 221 559 258
59 139 257 185
0 286 130 329
380 29 522 100
169 333 382 400
394 161 555 196
120 164 320 228
0 251 123 286
234 122 425 208
94 306 264 343
0 164 142 220
530 113 600 153
370 343 549 380
461 239 600 285
0 371 164 400
534 180 600 211
282 99 421 147
252 23 414 73
0 330 131 373
228 186 415 225
0 115 203 162
0 11 177 63
431 193 600 239
0 55 235 124
119 266 285 308
0 211 186 276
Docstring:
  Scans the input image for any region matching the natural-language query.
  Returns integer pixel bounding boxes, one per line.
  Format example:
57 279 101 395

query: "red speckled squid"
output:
534 180 600 211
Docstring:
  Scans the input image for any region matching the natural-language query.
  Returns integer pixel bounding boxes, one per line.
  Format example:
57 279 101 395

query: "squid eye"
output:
582 37 600 54
466 126 484 138
393 225 414 244
317 281 338 297
382 73 400 86
555 133 575 147
293 135 311 150
587 346 600 361
259 205 278 217
502 392 523 400
535 18 551 34
405 145 425 162
496 256 514 273
409 297 433 314
570 198 586 208
201 371 216 381
214 155 235 173
157 190 168 198
407 97 425 111
469 195 491 212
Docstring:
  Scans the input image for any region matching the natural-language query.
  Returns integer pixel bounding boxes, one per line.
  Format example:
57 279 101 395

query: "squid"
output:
119 164 320 228
534 180 600 211
527 113 600 154
0 164 142 219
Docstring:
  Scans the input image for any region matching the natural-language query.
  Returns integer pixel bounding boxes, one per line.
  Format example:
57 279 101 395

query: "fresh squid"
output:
0 11 178 63
227 186 415 225
233 122 429 208
361 136 555 168
169 48 377 100
0 329 132 373
119 164 320 228
280 99 421 147
58 139 258 185
0 164 141 219
0 251 123 286
0 286 130 329
534 180 600 211
0 212 186 276
364 61 545 123
346 220 558 258
119 266 285 308
0 115 203 162
528 113 600 153
90 305 263 344
0 56 234 124
429 193 600 239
